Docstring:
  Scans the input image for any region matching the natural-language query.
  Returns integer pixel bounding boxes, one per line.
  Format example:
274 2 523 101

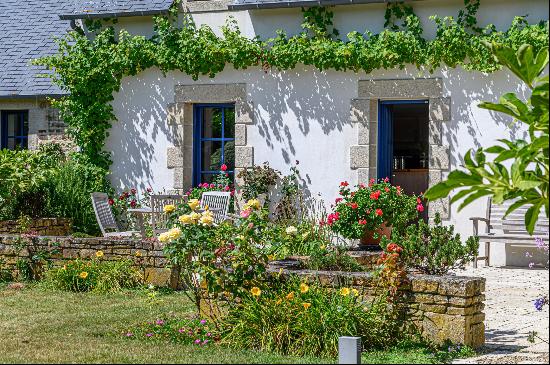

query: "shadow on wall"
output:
107 75 180 192
442 67 528 167
250 67 356 165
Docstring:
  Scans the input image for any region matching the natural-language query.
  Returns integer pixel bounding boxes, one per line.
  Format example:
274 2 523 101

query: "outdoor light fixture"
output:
338 336 361 364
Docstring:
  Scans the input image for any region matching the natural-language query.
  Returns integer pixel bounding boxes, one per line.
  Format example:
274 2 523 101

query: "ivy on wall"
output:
36 0 549 169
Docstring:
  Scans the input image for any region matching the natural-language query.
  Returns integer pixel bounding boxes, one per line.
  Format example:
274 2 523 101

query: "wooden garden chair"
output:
90 192 139 238
150 194 187 235
200 191 233 224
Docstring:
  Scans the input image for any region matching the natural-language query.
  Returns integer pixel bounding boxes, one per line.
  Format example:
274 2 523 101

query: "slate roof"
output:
59 0 174 20
0 0 75 98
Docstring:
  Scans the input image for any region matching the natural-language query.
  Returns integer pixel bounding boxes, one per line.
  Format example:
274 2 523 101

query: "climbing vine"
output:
35 0 548 169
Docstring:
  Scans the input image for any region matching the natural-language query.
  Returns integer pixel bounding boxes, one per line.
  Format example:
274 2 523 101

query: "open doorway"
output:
378 100 429 218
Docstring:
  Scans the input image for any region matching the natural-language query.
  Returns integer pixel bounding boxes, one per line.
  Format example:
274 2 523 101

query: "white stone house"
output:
5 0 548 266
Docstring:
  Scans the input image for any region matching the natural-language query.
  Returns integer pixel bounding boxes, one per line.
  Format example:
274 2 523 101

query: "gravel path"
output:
452 266 549 364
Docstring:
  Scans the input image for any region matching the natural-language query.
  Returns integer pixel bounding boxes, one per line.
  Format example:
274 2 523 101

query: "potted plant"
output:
324 178 422 247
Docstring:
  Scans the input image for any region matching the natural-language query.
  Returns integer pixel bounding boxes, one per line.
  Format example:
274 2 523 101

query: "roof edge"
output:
0 93 66 100
59 9 170 20
228 0 410 11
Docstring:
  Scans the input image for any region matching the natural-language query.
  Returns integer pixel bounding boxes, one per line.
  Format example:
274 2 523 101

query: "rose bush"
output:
324 179 422 239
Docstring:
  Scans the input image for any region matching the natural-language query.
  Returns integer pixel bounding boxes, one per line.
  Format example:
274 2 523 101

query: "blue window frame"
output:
377 100 428 181
1 110 29 150
193 104 235 186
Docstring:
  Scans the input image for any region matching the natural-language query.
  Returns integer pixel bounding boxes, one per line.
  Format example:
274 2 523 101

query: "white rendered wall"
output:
105 0 548 266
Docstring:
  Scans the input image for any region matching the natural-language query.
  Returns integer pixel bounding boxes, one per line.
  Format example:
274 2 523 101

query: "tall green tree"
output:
425 43 549 234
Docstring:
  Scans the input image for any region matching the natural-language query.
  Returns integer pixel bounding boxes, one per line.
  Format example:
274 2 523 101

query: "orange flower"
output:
286 292 295 300
302 302 311 310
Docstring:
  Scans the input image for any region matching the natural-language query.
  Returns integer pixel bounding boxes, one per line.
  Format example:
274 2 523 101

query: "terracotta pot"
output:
359 223 392 247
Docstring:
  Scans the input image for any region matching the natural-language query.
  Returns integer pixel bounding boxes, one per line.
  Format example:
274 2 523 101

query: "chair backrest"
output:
91 192 119 236
487 198 549 234
200 191 231 224
151 194 186 235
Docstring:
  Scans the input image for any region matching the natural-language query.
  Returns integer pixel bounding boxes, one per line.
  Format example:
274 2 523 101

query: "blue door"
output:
377 100 427 182
193 104 235 186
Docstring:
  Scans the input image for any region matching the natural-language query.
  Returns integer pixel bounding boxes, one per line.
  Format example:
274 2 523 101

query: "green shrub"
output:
221 278 404 358
0 258 13 282
306 246 365 272
43 158 111 235
392 213 479 275
269 222 330 258
47 257 142 293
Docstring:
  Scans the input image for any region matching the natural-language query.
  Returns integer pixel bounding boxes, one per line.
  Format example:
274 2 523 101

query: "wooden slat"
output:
477 233 549 244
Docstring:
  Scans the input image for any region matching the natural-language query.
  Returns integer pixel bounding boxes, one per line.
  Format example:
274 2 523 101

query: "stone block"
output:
369 99 378 122
175 83 246 104
429 145 450 170
358 123 369 145
428 198 450 220
350 99 369 125
429 97 451 122
166 103 185 125
420 303 448 314
144 268 171 286
411 277 439 294
428 169 442 188
428 120 442 145
235 124 247 146
350 145 369 169
358 78 442 99
166 147 184 169
357 168 370 185
236 101 254 125
235 146 254 168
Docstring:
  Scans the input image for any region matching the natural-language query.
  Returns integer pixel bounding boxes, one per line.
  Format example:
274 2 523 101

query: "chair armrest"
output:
469 217 489 223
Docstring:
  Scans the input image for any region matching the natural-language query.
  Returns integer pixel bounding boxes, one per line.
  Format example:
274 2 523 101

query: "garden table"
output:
127 207 152 238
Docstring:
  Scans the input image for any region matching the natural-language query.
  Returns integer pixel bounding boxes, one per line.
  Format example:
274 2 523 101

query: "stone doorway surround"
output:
165 83 254 192
349 78 451 219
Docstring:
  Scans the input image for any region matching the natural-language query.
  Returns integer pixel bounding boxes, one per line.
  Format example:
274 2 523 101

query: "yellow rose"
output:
286 292 295 300
351 288 359 297
199 214 214 226
188 199 200 211
251 287 261 297
95 250 104 258
79 271 88 279
246 199 261 210
299 283 309 294
275 298 282 305
190 212 201 222
167 227 181 240
158 232 169 243
302 302 311 310
339 287 351 297
163 204 176 213
178 214 194 225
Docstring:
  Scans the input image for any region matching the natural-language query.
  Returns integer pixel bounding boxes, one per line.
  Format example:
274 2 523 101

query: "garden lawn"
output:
0 284 438 364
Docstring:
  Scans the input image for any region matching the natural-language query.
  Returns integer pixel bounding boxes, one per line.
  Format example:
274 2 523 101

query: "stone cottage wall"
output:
0 218 72 236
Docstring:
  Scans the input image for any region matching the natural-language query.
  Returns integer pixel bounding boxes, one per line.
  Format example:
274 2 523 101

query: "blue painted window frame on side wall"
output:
1 110 29 150
193 103 235 186
377 100 428 181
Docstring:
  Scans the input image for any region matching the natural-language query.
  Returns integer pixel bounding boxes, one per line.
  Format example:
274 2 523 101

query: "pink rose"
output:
221 164 228 171
240 209 251 218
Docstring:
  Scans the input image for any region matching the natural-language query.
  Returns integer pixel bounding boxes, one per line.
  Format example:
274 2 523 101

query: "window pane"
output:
200 173 216 184
224 107 235 138
201 107 223 139
7 114 17 136
6 138 15 150
16 137 28 150
201 141 222 171
223 140 235 171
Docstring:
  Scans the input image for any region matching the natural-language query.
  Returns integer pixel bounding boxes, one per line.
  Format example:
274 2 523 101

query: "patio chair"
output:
150 194 187 235
90 192 139 237
200 191 233 224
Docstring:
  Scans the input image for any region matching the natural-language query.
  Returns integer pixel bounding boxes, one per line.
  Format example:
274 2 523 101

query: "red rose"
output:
417 197 422 204
375 208 383 216
335 197 343 204
416 204 424 212
340 181 349 187
108 199 114 205
358 219 367 225
383 177 390 182
370 190 381 200
119 195 125 201
131 188 137 195
350 203 358 210
130 200 137 208
359 183 366 189
369 178 375 186
221 164 228 171
384 187 390 192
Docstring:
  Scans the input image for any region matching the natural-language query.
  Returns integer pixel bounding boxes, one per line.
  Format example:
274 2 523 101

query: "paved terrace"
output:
453 266 549 364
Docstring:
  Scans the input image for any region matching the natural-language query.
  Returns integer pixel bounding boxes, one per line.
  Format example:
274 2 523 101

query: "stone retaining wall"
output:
0 234 485 347
0 234 172 286
0 218 72 236
268 265 486 348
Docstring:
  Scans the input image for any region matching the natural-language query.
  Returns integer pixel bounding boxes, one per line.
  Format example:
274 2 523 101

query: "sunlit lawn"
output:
0 284 443 364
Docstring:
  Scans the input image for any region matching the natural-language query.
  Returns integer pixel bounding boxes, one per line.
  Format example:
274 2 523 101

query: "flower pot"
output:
359 223 392 247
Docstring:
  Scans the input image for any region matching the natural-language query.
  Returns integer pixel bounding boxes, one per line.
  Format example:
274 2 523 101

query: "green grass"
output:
0 284 452 364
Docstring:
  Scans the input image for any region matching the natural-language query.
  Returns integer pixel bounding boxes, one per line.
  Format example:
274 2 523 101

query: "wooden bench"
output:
471 198 549 267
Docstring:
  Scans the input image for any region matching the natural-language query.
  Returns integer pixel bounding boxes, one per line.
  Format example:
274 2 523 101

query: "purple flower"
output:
206 332 212 337
534 297 548 311
156 319 165 326
200 319 207 325
178 328 185 333
194 339 201 344
146 333 153 337
125 332 133 337
202 339 209 345
529 262 535 268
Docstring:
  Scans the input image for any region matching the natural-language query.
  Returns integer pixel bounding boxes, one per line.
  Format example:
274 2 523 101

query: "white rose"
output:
285 226 298 235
